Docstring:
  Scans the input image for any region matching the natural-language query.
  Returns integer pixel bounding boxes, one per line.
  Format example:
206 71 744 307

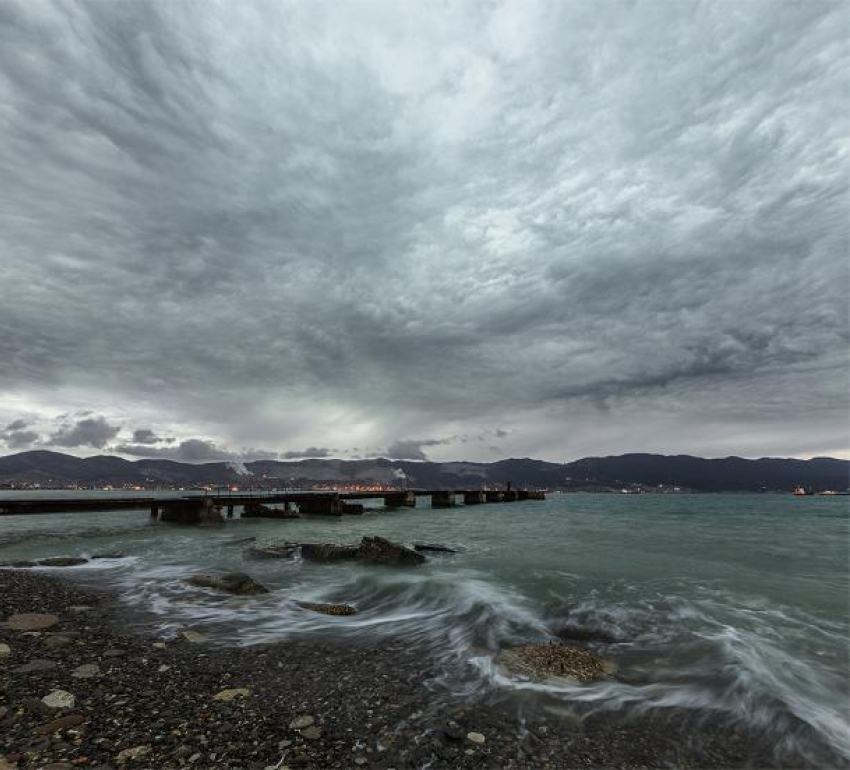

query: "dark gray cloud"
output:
132 429 163 445
387 438 454 461
0 0 847 461
1 420 40 449
281 447 331 459
49 416 120 449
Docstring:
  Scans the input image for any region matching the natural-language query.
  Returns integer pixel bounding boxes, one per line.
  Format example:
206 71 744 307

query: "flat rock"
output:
0 642 10 658
358 536 425 566
467 732 486 744
3 612 59 631
44 634 74 649
180 630 207 643
71 663 100 679
13 659 58 674
37 557 89 567
297 601 357 616
213 687 251 702
301 725 323 740
33 713 86 735
185 571 269 595
413 543 458 553
42 690 75 710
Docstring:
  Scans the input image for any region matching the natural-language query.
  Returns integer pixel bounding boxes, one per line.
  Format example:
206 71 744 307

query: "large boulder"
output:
357 536 425 566
497 643 614 684
185 572 269 595
300 543 360 562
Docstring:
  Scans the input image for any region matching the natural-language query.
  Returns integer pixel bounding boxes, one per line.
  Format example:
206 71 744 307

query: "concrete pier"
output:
431 491 455 508
297 495 344 516
485 491 504 502
159 498 223 525
463 491 486 505
503 490 518 502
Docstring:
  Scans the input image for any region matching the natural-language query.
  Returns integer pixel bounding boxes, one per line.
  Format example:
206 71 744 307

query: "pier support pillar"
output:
298 496 344 516
150 504 159 520
431 491 455 508
485 491 504 503
226 504 234 517
463 491 486 505
159 498 223 525
384 491 416 508
503 490 518 502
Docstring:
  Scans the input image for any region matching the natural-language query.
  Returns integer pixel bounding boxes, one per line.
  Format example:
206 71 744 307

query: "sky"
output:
0 0 848 463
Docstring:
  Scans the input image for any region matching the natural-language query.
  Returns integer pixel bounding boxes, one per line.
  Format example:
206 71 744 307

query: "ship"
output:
793 486 814 496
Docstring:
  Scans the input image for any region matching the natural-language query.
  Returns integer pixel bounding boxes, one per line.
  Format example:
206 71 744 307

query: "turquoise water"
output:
1 492 848 760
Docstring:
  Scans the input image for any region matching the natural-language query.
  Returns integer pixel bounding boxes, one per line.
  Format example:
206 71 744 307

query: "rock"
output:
44 634 74 649
185 572 269 595
413 543 458 553
0 559 37 568
103 648 126 657
297 601 357 616
301 725 322 740
467 732 486 744
71 663 100 679
13 659 58 674
42 690 75 710
0 758 17 770
300 543 360 562
357 536 425 566
246 542 298 559
497 643 611 683
3 613 59 631
37 557 89 567
0 642 10 658
213 688 251 702
158 664 171 673
32 714 86 734
91 552 126 559
116 745 152 764
289 715 315 730
152 641 167 649
180 630 207 644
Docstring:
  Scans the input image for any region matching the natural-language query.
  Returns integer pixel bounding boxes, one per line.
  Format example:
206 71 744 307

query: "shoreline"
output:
1 570 844 769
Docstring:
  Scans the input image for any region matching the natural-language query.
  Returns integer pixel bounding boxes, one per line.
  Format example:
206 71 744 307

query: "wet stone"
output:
3 613 59 631
71 663 100 679
33 713 86 735
13 659 58 674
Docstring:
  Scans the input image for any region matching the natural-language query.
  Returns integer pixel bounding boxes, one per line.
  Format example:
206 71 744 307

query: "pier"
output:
0 489 545 523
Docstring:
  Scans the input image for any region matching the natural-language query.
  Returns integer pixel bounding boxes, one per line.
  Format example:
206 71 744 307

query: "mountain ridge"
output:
0 450 847 492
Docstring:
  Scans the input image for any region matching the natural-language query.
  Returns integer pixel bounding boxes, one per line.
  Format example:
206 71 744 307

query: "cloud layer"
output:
0 0 847 461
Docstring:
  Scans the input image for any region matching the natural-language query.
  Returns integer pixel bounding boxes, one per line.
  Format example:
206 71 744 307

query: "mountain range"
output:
0 450 847 493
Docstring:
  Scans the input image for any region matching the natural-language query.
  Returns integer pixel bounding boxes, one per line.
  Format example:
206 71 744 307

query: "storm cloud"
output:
0 0 847 461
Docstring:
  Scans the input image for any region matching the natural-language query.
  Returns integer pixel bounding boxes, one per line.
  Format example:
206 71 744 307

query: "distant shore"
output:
1 570 842 769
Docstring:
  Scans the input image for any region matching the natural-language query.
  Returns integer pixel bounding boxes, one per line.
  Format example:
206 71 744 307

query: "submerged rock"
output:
357 536 425 566
413 543 458 554
38 557 89 567
185 572 269 596
297 601 357 616
497 643 613 683
300 543 360 562
246 542 298 559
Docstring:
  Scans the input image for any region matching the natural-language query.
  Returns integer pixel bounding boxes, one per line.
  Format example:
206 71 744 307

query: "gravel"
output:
1 569 843 769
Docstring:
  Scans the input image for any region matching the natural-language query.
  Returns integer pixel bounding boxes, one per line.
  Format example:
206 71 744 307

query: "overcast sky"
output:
1 0 847 463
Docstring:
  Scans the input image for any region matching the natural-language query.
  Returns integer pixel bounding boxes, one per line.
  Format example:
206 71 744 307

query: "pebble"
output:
33 713 86 735
13 659 58 674
158 664 171 673
180 630 207 643
72 663 100 679
152 641 167 649
0 642 10 658
116 744 152 764
3 612 59 631
467 732 486 744
289 715 315 729
42 690 76 710
213 687 251 702
301 725 323 740
44 634 74 649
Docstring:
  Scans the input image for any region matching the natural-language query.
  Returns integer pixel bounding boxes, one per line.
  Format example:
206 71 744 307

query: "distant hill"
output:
0 450 847 492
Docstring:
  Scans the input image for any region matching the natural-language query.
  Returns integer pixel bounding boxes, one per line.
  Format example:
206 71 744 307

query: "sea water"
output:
1 492 848 761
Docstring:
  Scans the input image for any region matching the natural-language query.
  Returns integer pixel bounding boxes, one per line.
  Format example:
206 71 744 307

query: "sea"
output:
1 491 848 762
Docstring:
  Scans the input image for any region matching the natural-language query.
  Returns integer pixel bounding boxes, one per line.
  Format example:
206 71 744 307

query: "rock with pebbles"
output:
3 612 59 631
297 601 357 616
185 572 269 595
498 643 614 683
